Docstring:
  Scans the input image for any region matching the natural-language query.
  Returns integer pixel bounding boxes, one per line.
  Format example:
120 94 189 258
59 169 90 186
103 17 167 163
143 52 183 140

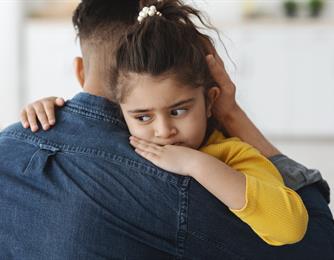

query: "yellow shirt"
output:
200 130 308 246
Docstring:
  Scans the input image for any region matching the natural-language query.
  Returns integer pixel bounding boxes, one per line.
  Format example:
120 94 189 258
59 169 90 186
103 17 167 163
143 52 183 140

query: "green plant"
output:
283 0 298 17
309 0 324 17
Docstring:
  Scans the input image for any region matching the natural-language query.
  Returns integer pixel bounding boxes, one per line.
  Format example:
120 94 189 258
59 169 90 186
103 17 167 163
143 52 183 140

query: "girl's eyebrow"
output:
127 98 195 114
169 98 195 109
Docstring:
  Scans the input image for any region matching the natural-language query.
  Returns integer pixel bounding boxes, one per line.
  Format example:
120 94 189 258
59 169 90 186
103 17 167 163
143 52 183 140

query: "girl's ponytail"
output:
116 0 218 101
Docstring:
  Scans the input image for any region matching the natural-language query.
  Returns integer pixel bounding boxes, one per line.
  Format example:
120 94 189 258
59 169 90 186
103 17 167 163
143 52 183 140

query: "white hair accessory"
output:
137 5 162 23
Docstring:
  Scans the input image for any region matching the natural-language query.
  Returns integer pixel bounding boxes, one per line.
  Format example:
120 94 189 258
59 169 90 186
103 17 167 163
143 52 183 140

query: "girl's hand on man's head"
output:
20 97 65 132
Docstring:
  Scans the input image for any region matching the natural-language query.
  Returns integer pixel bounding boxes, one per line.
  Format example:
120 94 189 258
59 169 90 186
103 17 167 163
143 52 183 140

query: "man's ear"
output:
206 86 220 118
73 57 85 88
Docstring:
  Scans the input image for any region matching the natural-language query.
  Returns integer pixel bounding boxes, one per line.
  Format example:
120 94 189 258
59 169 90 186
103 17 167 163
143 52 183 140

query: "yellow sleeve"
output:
201 137 308 246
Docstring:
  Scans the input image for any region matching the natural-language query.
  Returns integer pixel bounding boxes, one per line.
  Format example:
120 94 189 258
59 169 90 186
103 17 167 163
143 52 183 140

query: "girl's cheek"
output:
130 126 151 140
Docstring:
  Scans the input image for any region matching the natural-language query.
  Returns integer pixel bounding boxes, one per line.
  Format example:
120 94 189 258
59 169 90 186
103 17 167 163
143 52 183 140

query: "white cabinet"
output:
289 28 334 136
219 24 334 137
24 21 81 103
0 2 23 128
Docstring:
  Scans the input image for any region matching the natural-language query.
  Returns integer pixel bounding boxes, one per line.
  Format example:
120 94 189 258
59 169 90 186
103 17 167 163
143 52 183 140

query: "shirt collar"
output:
70 92 118 110
66 92 126 127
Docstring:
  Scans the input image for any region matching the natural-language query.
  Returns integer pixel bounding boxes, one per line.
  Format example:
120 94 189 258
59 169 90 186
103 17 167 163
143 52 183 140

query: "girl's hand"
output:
20 97 65 132
129 136 202 176
206 54 239 125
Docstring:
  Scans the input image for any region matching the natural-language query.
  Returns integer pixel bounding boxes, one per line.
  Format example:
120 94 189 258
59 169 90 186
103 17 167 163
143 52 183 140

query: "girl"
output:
21 0 307 246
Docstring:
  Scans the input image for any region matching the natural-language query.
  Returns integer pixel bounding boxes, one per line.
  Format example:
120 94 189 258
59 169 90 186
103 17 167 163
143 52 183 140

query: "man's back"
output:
0 93 183 259
1 93 334 259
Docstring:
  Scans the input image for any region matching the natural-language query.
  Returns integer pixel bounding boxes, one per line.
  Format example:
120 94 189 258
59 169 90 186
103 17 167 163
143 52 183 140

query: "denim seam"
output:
63 104 127 129
176 177 189 258
66 102 117 118
23 148 41 176
188 231 246 260
64 149 180 185
2 130 179 186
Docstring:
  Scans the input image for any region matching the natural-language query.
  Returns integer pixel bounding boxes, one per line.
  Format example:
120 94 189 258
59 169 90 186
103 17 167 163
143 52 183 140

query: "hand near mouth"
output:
129 136 203 176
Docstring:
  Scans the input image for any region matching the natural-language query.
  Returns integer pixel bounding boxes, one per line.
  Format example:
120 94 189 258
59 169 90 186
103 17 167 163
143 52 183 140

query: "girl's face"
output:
120 73 218 149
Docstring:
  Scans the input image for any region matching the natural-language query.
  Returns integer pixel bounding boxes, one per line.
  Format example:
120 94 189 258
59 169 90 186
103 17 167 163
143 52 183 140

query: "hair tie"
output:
137 5 162 24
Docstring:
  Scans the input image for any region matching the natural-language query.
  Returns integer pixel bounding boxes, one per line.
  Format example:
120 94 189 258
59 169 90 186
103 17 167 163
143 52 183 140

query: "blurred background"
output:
0 0 333 208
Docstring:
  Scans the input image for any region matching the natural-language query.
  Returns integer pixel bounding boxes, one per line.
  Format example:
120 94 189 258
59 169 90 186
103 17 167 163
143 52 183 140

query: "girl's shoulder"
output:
201 129 256 159
205 129 246 147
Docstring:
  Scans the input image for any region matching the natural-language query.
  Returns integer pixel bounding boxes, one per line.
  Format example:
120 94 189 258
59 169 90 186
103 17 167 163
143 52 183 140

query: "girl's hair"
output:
115 0 218 103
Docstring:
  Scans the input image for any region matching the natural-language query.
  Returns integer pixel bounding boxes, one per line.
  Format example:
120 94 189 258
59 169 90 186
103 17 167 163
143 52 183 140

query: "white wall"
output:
25 21 81 103
186 1 334 138
190 0 334 21
0 2 24 128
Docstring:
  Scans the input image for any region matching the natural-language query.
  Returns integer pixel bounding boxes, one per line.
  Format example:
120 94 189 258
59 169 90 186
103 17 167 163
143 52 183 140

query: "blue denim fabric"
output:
269 154 330 203
0 92 333 259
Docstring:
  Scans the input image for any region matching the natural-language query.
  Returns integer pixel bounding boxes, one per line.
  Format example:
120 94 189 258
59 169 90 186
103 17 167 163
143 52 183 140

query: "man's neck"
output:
82 81 113 102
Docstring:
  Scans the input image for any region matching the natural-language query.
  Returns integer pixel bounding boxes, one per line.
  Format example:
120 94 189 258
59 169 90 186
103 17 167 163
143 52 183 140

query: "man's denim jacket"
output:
0 93 333 259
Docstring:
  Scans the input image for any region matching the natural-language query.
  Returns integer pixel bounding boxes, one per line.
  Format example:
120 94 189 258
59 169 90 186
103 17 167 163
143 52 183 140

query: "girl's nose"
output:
154 120 177 139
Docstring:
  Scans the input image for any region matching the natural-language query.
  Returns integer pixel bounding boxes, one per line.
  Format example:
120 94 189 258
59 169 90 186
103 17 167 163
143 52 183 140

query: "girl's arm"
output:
20 97 65 132
130 136 308 246
130 136 246 210
190 149 247 210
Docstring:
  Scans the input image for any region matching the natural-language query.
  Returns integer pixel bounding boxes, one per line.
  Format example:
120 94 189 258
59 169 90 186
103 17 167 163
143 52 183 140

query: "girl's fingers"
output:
33 103 50 130
19 96 64 132
129 137 160 154
20 109 29 128
134 147 159 162
43 101 56 125
26 105 39 132
55 97 65 107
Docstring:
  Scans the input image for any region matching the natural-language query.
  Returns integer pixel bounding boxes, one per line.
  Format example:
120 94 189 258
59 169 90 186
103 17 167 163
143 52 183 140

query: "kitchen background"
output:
1 0 334 209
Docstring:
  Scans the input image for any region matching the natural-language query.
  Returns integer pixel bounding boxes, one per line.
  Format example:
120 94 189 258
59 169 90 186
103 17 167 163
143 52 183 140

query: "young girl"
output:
21 0 308 246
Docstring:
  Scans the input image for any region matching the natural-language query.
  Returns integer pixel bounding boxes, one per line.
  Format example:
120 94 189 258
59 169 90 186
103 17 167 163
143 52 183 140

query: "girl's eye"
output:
170 108 187 117
135 115 151 122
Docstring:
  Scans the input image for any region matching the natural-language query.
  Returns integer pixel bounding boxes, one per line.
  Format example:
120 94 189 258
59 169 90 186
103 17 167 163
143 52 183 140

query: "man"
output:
1 1 333 259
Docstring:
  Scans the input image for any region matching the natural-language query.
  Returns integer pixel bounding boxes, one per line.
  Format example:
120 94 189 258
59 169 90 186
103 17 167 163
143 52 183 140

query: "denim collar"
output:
66 92 126 128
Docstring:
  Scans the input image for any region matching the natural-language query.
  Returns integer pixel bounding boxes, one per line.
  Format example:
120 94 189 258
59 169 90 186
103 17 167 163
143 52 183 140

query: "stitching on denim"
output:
2 130 179 186
39 143 60 153
66 101 117 118
188 231 246 260
23 147 59 176
176 177 189 258
23 148 41 176
64 104 127 129
74 150 179 185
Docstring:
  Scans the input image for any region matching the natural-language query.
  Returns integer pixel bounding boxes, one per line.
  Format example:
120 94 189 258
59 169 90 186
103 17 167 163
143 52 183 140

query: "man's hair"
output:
115 0 217 103
72 0 140 95
72 0 139 41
